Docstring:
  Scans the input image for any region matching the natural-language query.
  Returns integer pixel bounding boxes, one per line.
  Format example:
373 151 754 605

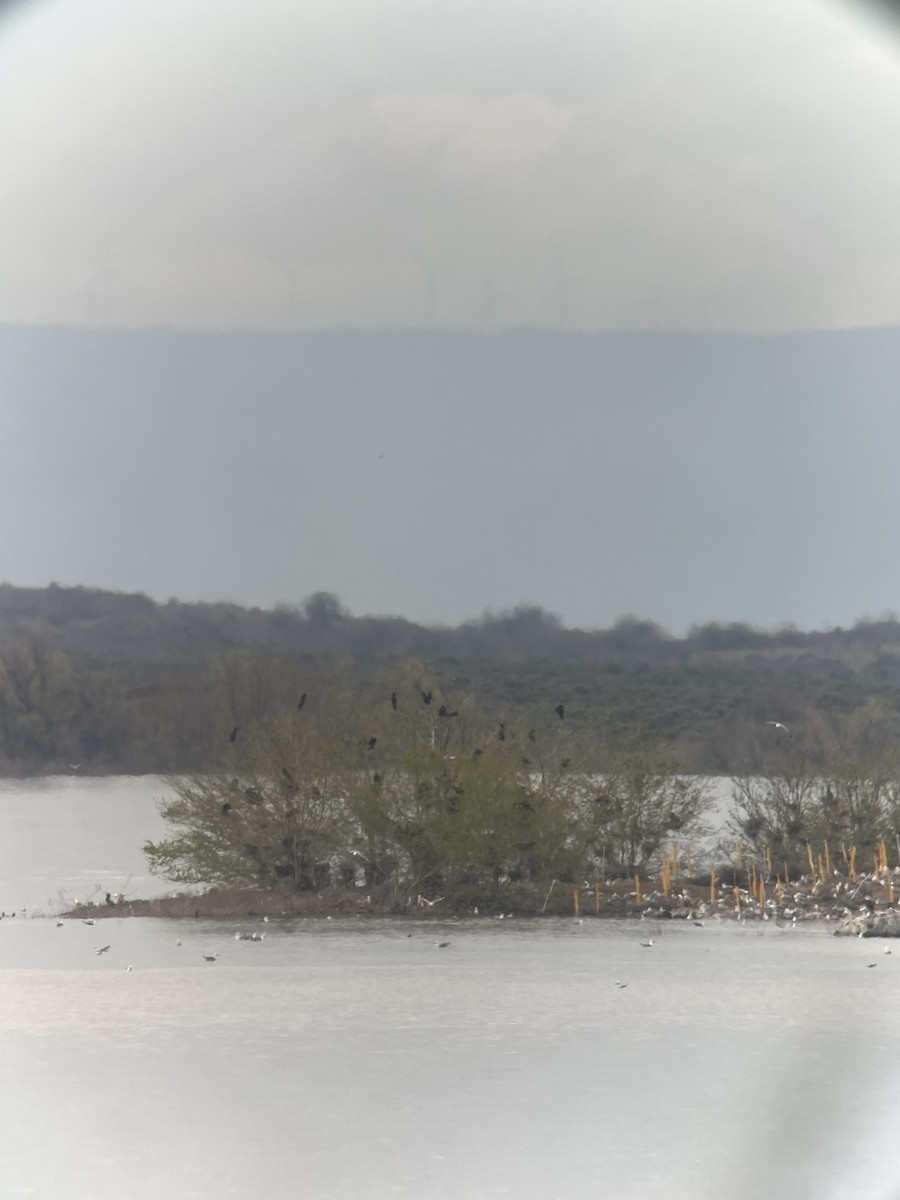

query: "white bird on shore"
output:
56 921 64 928
884 947 892 955
125 965 133 972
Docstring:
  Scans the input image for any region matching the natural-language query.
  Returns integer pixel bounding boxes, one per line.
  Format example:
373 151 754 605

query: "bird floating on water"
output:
81 919 96 926
202 953 219 962
434 941 450 948
640 939 654 948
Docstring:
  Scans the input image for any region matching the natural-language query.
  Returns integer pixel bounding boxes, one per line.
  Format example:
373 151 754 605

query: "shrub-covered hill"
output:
2 582 900 775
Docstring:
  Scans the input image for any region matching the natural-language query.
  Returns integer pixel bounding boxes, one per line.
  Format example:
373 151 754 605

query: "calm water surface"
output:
1 778 899 1200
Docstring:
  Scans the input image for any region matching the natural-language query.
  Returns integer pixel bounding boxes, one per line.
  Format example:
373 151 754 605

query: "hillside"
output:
1 582 899 775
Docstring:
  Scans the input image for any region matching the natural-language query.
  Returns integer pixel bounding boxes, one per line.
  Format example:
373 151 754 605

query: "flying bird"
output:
766 721 789 734
230 726 239 743
555 704 565 721
95 945 111 955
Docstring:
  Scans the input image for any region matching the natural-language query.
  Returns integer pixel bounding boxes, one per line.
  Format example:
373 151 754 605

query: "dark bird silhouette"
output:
297 693 307 711
421 689 433 706
230 726 239 743
498 722 506 742
438 705 458 718
555 704 565 721
282 767 297 790
391 692 398 710
366 736 377 750
473 748 483 760
221 802 231 814
202 953 219 962
560 757 571 770
373 772 382 785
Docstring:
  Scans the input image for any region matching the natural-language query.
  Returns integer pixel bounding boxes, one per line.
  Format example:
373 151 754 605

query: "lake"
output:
2 777 899 1199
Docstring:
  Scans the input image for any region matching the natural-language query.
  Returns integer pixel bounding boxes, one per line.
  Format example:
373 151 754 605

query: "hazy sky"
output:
2 2 900 638
1 0 900 332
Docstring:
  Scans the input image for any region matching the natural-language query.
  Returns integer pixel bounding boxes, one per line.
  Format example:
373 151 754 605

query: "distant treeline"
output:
2 582 900 775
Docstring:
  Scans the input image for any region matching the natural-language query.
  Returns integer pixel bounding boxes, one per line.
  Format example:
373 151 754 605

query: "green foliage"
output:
145 681 710 903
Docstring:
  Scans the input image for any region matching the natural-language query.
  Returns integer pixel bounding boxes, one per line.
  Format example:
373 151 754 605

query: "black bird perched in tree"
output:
366 736 377 750
498 722 506 742
297 693 307 711
230 726 239 743
391 692 398 711
421 689 433 706
555 704 565 721
438 705 458 718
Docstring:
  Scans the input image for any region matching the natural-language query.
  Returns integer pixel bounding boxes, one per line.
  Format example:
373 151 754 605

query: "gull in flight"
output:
95 945 111 955
765 721 790 734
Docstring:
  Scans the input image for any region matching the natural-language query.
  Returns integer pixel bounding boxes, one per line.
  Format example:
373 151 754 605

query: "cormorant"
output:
555 704 565 721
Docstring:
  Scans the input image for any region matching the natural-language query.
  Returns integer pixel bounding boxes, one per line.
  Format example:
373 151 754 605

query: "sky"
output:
2 1 900 636
1 0 900 332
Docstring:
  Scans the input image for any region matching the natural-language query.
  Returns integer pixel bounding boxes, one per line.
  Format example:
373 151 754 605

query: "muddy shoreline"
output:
59 873 900 935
